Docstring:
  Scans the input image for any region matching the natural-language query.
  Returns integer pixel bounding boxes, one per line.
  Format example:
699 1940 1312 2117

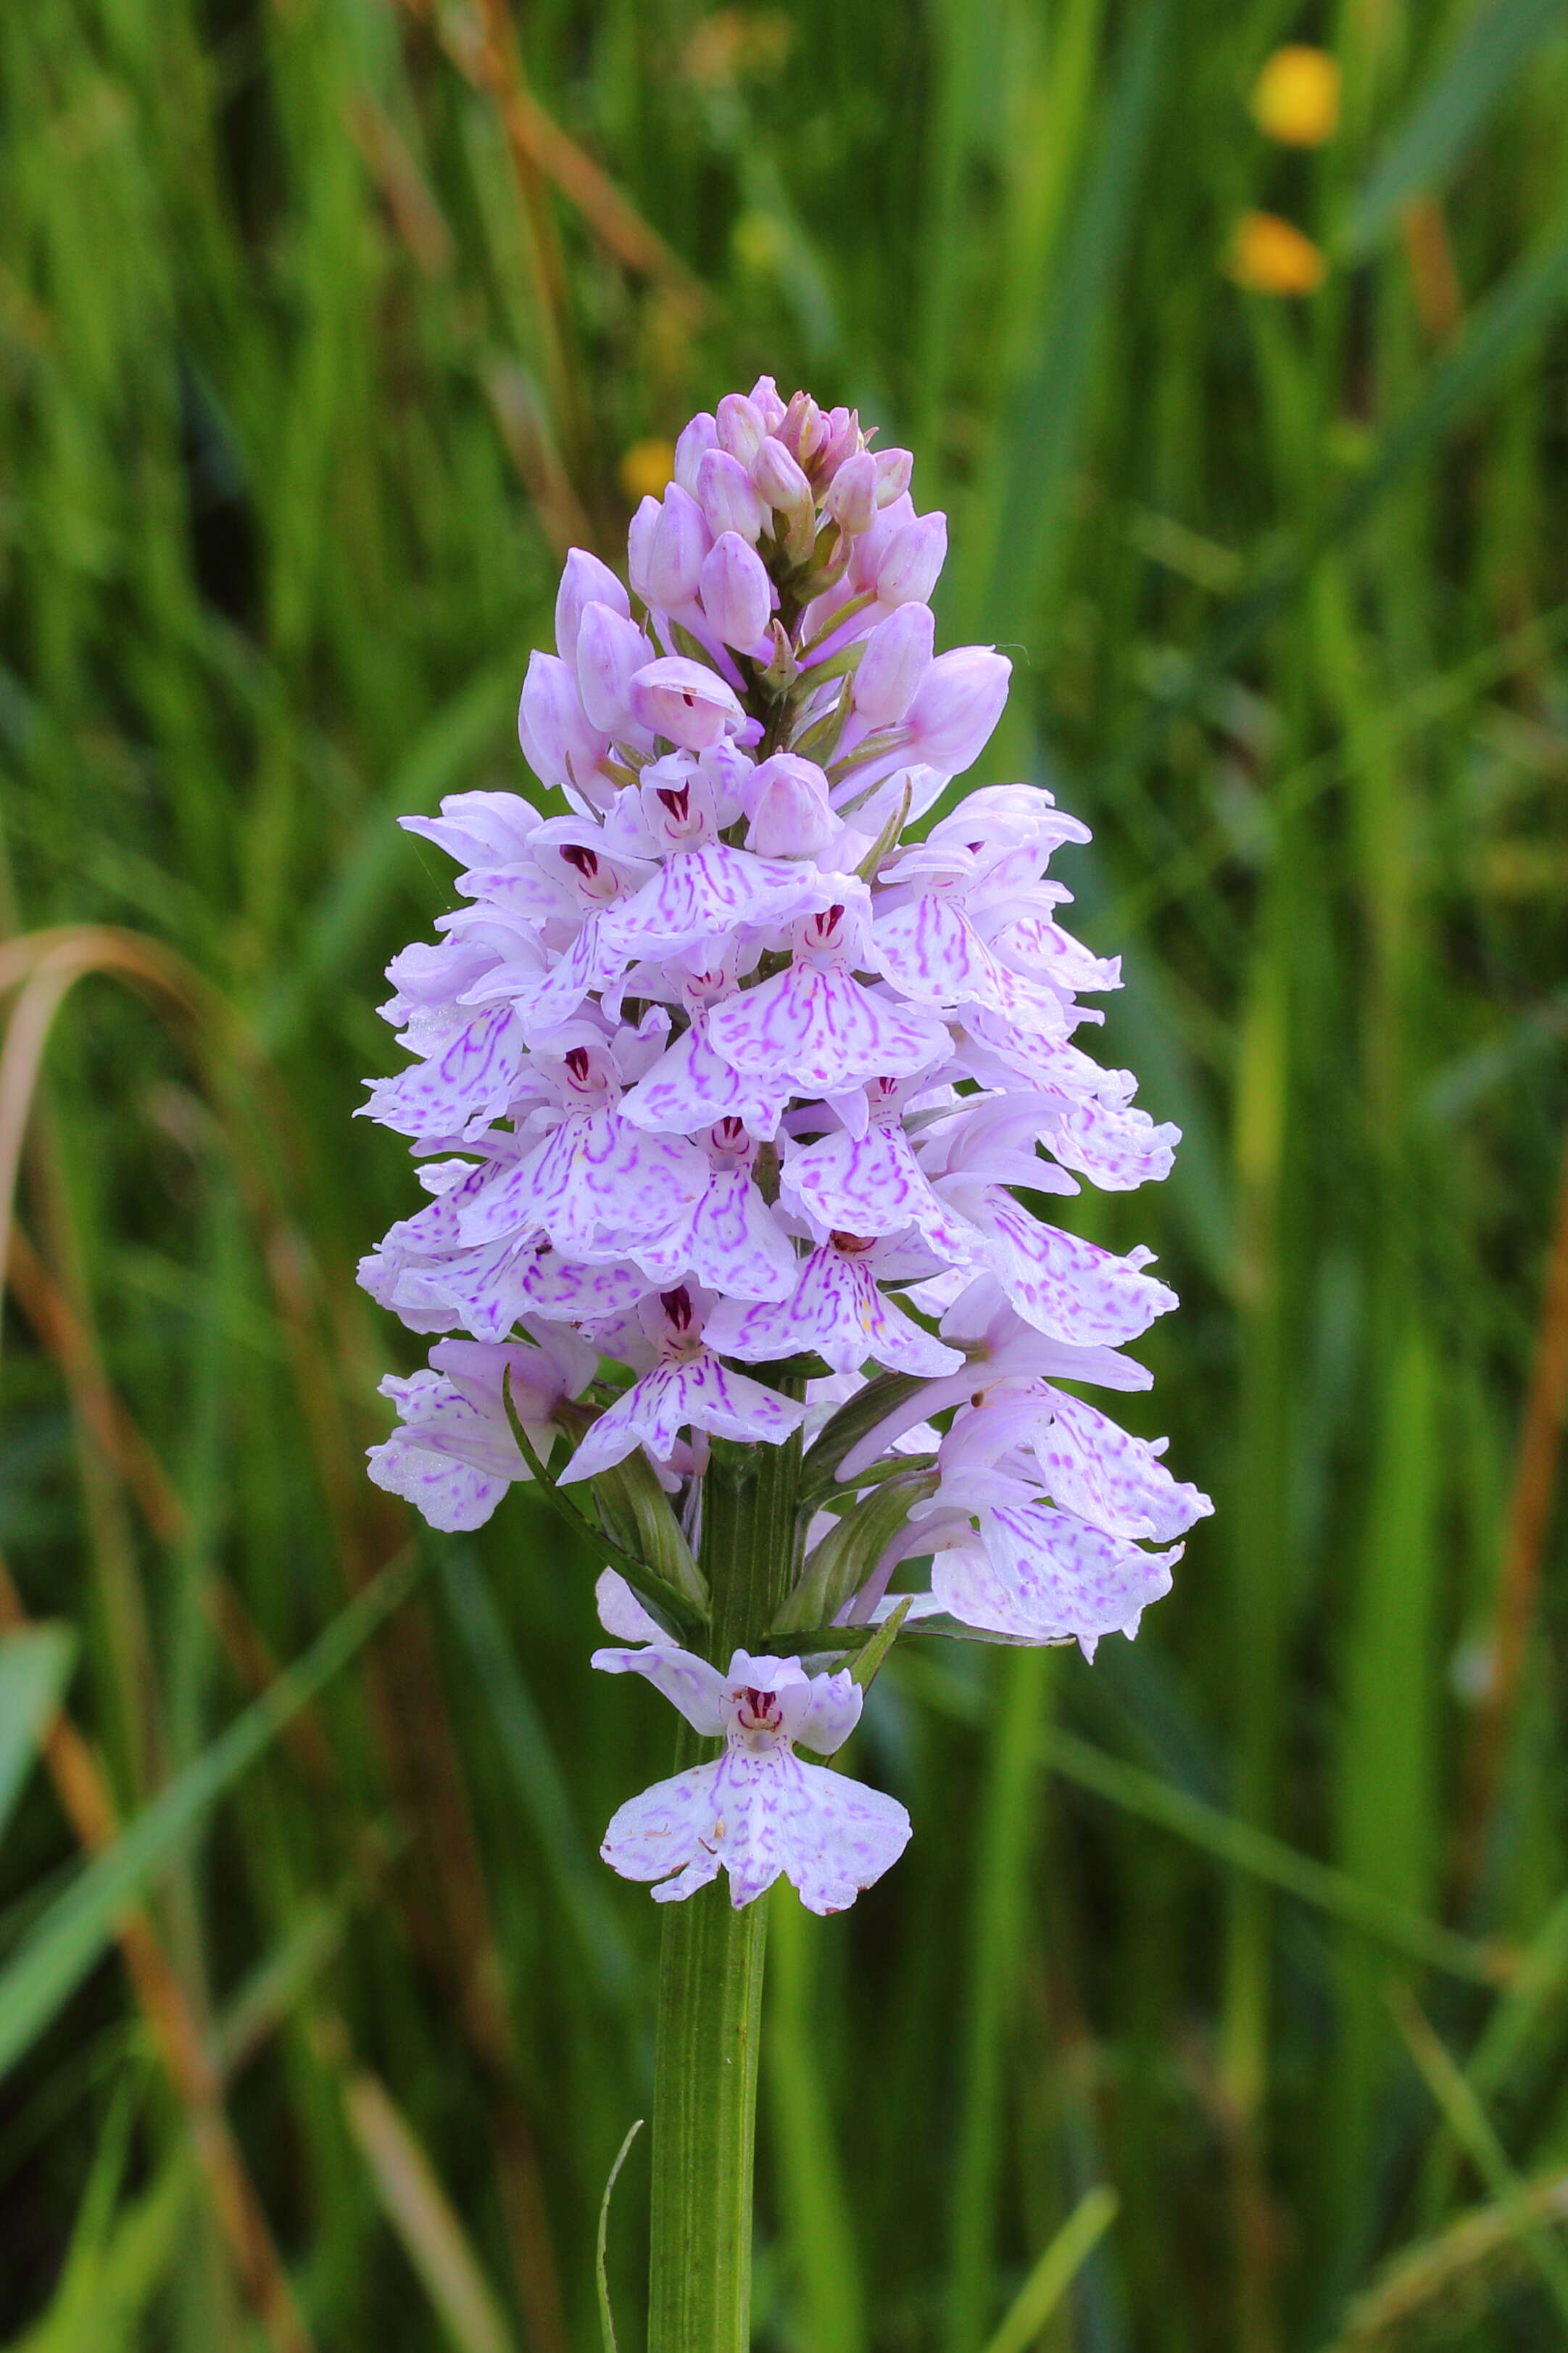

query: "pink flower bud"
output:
575 602 650 735
824 450 877 536
673 411 718 494
716 393 766 464
847 492 913 592
877 512 947 605
645 484 710 610
629 656 745 750
853 602 934 724
873 448 913 507
555 547 629 667
695 447 767 543
518 650 605 787
700 532 773 652
779 390 825 467
751 434 813 519
744 754 836 859
904 647 1011 771
749 374 787 431
626 495 661 602
813 407 862 487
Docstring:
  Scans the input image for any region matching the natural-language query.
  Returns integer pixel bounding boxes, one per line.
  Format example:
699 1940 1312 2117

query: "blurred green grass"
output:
3 0 1568 2346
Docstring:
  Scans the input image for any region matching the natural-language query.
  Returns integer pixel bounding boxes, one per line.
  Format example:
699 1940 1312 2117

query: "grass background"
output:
3 0 1568 2346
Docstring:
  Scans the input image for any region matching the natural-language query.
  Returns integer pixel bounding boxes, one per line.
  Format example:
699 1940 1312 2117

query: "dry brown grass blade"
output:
0 920 568 2341
408 0 706 310
1320 2175 1568 2349
1455 1120 1568 1895
0 1552 316 2353
1401 197 1464 342
332 2035 521 2353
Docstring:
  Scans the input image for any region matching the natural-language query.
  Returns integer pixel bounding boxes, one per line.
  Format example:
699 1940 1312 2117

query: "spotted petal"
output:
706 962 947 1096
629 1164 799 1301
600 844 839 960
1035 1394 1213 1542
705 1245 963 1378
934 1500 1179 1656
957 1188 1177 1348
456 1111 706 1255
776 1758 911 1915
782 1124 982 1261
360 1006 525 1141
560 1351 808 1482
619 1020 792 1139
1045 1098 1180 1191
870 897 1069 1035
590 1640 727 1734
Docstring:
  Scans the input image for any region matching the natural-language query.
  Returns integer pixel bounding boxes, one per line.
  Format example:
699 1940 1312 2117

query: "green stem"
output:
647 1384 805 2353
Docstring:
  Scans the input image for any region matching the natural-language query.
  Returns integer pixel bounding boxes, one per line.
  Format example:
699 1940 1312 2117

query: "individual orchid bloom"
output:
705 904 948 1098
625 1119 800 1302
592 1581 910 1912
780 1082 982 1265
629 655 747 750
705 1234 964 1379
560 1286 808 1483
915 1461 1182 1658
452 1033 708 1262
367 1331 594 1531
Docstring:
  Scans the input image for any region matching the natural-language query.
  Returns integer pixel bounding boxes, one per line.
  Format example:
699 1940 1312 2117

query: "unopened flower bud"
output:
854 602 934 724
673 411 718 494
645 484 710 610
824 451 877 537
626 495 661 602
744 753 836 858
555 548 629 667
695 447 768 543
700 532 773 653
749 374 787 431
813 407 862 487
873 448 913 507
878 511 947 605
751 434 814 521
779 390 825 468
904 646 1011 770
518 650 605 787
575 602 649 735
716 393 766 465
629 655 745 750
847 492 913 593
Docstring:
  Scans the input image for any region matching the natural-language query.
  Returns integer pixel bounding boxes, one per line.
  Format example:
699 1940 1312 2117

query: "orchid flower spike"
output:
358 376 1211 1910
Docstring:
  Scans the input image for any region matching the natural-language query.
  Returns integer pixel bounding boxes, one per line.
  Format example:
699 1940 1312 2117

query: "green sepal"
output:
800 1370 925 1496
849 1595 911 1688
854 779 913 882
789 684 851 766
771 1467 936 1634
599 1449 709 1616
502 1372 707 1634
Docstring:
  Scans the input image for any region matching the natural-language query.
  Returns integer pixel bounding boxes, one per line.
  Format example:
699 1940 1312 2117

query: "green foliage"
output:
2 0 1567 2346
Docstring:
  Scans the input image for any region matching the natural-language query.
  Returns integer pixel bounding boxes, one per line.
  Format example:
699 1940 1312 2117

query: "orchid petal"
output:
707 962 947 1096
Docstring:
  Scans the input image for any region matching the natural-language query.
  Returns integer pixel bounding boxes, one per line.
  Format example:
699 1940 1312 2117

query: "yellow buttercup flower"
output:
618 438 676 504
1250 45 1340 146
1225 210 1327 297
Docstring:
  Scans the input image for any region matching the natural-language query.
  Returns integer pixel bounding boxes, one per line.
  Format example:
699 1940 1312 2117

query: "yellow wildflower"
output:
1249 46 1340 146
1225 211 1327 297
618 438 676 504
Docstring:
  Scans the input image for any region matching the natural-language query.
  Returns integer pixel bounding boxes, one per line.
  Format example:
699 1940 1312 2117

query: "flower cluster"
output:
360 377 1210 1914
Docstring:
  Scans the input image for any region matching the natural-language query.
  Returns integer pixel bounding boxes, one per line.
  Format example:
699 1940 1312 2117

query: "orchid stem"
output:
647 1378 805 2353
